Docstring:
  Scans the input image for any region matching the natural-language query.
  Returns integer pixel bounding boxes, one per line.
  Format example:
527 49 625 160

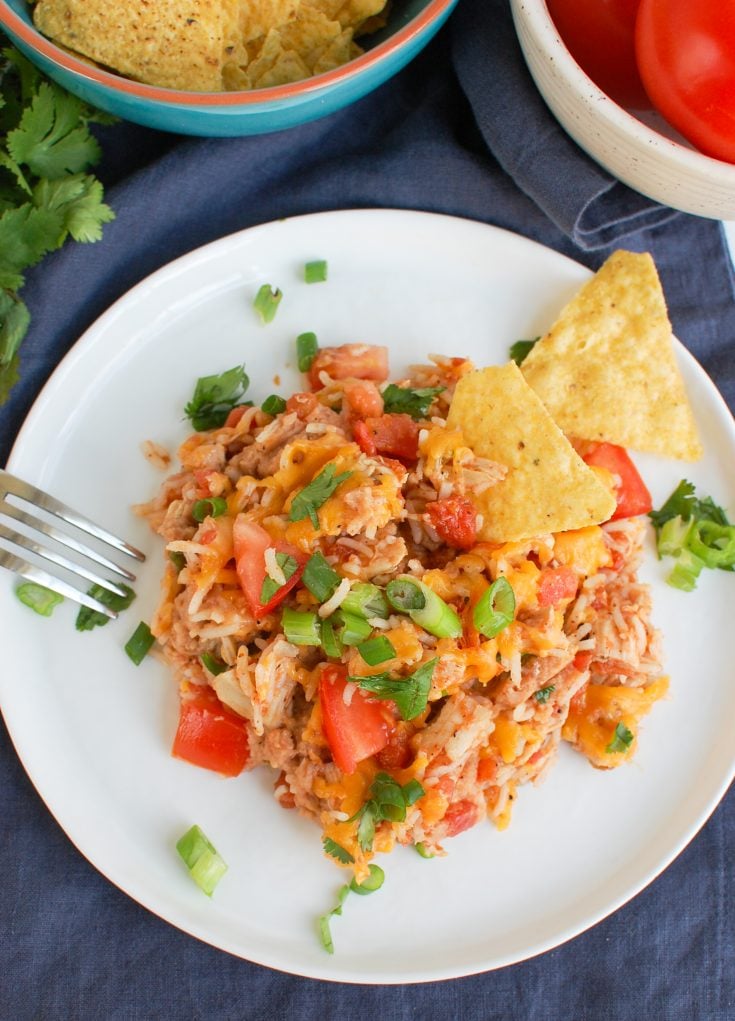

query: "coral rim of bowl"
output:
0 0 454 106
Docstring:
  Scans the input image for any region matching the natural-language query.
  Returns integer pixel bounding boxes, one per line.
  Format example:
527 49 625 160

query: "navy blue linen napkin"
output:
1 1 733 1017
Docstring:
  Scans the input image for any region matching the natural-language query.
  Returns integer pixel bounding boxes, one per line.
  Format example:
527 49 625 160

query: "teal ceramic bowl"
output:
0 0 459 136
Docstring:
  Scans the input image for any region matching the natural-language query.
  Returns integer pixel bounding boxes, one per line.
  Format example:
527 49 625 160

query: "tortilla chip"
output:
446 363 616 543
521 250 703 461
33 0 234 91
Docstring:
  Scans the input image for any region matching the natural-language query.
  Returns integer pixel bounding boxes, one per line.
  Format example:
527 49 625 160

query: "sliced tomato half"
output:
232 516 305 619
582 442 652 520
308 343 389 390
318 664 394 775
172 689 249 777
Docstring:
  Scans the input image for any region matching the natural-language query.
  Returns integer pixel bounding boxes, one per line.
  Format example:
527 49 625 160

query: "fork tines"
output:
0 469 146 619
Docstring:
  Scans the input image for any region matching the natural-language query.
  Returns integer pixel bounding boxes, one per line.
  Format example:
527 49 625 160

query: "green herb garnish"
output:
184 365 249 431
381 383 444 420
201 652 228 675
15 580 64 616
533 684 555 704
606 722 634 754
304 259 328 284
352 658 436 721
649 480 735 590
349 773 425 852
176 824 227 897
356 635 396 666
75 582 135 631
296 331 319 372
509 338 540 365
124 621 154 664
385 576 462 639
289 463 352 528
0 47 116 403
302 551 341 602
192 496 227 522
261 394 287 416
281 606 321 646
253 283 282 323
259 552 299 605
322 837 354 865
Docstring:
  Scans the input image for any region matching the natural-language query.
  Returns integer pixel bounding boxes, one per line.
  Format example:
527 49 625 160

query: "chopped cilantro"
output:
533 684 555 704
183 365 250 431
352 658 436 721
509 338 539 365
322 837 354 865
606 722 634 754
649 480 735 589
349 772 425 852
259 552 299 605
381 383 444 420
288 464 352 528
0 48 115 403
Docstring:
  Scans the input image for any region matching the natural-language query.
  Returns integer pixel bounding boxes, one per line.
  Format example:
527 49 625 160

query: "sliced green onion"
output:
296 331 319 372
656 514 694 558
350 864 384 895
357 635 396 666
176 824 227 896
385 575 462 639
473 576 516 638
124 621 154 665
302 551 341 602
192 496 227 522
304 259 328 284
606 722 634 754
201 652 228 675
415 841 435 859
317 883 350 954
331 608 372 646
260 552 299 605
686 520 735 569
253 283 282 323
340 582 390 620
15 581 64 616
76 582 136 632
282 606 321 646
261 394 287 416
320 617 344 658
667 548 705 591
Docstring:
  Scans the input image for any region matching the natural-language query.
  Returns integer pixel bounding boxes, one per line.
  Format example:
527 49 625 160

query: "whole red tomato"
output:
635 0 735 163
546 0 649 109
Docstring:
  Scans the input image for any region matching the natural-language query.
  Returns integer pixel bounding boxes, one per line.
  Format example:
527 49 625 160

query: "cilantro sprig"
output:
649 480 735 590
0 46 116 402
351 657 437 721
348 772 425 852
289 463 352 528
183 364 250 431
381 383 444 420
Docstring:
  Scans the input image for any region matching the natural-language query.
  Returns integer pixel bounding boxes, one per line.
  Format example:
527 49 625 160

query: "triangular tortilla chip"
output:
446 363 616 542
521 250 702 461
33 0 237 91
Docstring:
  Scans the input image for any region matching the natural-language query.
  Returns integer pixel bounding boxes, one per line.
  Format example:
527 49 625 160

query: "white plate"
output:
3 209 735 983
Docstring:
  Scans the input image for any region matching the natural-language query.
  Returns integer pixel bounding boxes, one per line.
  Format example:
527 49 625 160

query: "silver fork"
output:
0 469 146 619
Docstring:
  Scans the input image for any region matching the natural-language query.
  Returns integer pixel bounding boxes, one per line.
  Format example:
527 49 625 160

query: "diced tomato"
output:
375 724 413 770
343 380 384 419
318 664 393 775
352 419 377 457
308 344 389 390
232 516 305 619
286 391 319 420
582 442 652 520
573 650 594 672
426 497 478 550
224 406 249 429
443 799 479 837
172 689 249 777
537 566 579 606
360 413 420 461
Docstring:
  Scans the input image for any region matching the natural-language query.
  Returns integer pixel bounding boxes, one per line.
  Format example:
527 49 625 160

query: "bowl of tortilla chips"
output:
0 0 458 136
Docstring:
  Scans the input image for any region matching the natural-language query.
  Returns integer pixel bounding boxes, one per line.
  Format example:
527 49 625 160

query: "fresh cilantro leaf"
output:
352 658 436 721
349 772 425 852
7 83 101 179
33 173 114 243
259 552 299 605
381 383 444 420
0 290 30 363
75 583 136 632
533 684 555 704
184 365 250 431
509 338 539 365
649 479 731 529
0 353 20 402
0 202 63 289
322 837 355 865
606 722 634 754
289 464 352 529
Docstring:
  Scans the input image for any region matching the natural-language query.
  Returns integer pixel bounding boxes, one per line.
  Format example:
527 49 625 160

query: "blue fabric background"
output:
1 1 733 1016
